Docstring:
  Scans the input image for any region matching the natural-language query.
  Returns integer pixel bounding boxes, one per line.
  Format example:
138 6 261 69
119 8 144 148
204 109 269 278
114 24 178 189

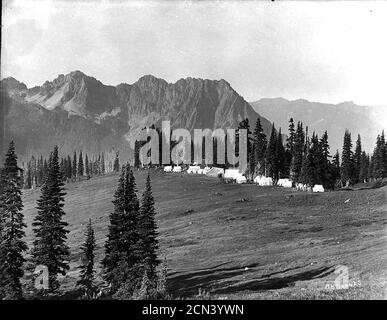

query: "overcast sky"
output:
2 0 387 106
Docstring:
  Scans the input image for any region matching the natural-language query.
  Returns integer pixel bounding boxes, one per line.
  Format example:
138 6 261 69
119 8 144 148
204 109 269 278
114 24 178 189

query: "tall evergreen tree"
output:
137 173 159 283
341 130 355 186
67 155 72 180
77 219 96 299
78 151 84 177
319 131 331 187
275 128 287 178
330 150 341 188
286 118 296 157
284 118 296 177
60 158 66 181
37 156 44 186
113 152 120 172
85 154 90 178
372 131 387 179
368 155 375 181
359 151 369 183
101 152 105 174
300 133 322 186
25 161 32 189
0 142 28 299
102 164 141 293
252 117 267 176
290 121 305 182
72 151 77 179
353 134 362 183
31 146 70 292
266 123 278 181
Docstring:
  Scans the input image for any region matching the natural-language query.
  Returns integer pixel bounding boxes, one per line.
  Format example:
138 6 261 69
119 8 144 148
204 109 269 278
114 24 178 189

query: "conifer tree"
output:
85 154 90 178
97 155 102 175
137 173 159 282
101 152 105 174
290 121 305 182
113 152 120 172
77 219 96 299
341 130 354 186
372 131 386 179
25 161 32 189
156 255 168 299
368 155 375 181
252 118 267 176
286 118 296 157
266 123 278 180
102 164 140 293
353 134 362 183
359 151 369 183
132 270 152 300
32 146 70 292
276 128 287 178
319 131 331 187
67 155 72 180
330 150 341 188
60 158 66 181
37 156 44 186
72 151 77 179
89 159 93 178
300 133 321 186
0 142 28 299
78 151 84 177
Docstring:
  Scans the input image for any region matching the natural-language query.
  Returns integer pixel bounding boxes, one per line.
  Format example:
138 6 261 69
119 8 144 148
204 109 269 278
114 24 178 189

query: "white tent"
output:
254 176 273 186
224 169 241 179
187 165 200 174
236 175 247 184
206 167 224 177
203 166 211 174
278 178 292 188
164 166 172 172
313 184 325 192
173 166 182 173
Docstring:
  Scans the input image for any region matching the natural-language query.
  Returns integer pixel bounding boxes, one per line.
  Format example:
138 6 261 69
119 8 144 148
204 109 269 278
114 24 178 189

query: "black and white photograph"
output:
0 0 386 308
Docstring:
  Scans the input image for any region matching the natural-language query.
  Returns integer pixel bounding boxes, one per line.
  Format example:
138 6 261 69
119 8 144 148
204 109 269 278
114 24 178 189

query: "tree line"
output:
133 119 387 189
22 150 121 189
240 118 387 188
0 142 165 299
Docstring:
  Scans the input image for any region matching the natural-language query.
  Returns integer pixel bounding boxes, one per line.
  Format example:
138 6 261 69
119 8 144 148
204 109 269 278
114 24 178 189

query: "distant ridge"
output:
250 98 386 153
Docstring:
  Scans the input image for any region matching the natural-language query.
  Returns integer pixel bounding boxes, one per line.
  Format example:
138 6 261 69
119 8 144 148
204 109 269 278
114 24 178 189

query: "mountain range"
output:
1 71 271 162
1 71 384 164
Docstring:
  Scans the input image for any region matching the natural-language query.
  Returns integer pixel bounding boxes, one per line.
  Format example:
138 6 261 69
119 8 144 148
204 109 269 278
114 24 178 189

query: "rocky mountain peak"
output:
1 77 28 94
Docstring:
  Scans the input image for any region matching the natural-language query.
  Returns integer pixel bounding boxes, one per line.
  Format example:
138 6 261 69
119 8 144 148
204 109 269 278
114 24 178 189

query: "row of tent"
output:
254 176 325 192
163 165 324 191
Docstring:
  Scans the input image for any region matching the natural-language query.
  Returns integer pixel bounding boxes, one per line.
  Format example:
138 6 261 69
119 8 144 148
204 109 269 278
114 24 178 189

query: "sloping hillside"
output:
21 171 387 298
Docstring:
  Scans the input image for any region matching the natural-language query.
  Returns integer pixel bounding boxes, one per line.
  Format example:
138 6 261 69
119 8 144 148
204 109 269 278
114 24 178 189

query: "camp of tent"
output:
163 165 324 192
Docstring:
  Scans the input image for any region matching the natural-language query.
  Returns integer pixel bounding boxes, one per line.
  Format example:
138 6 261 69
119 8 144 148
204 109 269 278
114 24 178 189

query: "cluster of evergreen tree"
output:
59 151 107 181
246 118 387 188
0 141 163 300
22 151 114 189
23 155 48 189
102 164 162 299
340 130 387 186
